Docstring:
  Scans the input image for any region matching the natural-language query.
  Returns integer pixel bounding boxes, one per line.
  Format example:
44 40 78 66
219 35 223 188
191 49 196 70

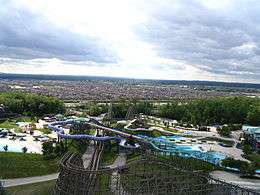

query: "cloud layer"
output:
0 0 260 83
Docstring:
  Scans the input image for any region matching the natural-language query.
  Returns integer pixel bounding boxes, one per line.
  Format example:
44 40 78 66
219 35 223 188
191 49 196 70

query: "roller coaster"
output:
48 118 260 194
54 151 260 195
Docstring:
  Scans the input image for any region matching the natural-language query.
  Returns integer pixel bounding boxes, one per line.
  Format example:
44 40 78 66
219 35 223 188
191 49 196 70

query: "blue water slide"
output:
48 119 121 141
48 119 140 149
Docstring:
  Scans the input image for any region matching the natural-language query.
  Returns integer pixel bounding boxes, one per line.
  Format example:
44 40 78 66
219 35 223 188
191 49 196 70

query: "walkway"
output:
109 153 127 195
2 173 58 187
108 153 127 169
210 171 260 192
82 143 96 169
82 129 97 169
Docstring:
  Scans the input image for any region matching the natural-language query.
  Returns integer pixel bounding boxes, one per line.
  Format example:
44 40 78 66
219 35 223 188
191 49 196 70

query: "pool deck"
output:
0 134 42 154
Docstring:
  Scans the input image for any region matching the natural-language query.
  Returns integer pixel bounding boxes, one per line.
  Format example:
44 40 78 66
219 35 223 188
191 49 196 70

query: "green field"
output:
246 153 260 169
0 117 37 132
100 142 118 166
6 180 56 195
0 152 60 179
0 120 19 131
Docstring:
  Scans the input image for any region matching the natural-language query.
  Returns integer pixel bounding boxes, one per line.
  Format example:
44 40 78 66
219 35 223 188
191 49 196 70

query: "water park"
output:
47 113 260 182
1 106 260 194
44 113 259 194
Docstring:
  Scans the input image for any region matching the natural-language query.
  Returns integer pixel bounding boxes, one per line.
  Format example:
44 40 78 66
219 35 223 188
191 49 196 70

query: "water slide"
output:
48 119 140 149
48 118 260 174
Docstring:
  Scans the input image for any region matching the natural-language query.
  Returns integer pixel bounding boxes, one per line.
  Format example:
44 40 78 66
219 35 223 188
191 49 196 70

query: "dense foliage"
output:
221 157 256 176
216 124 241 137
83 101 108 116
109 100 153 118
42 141 68 159
246 103 260 126
135 101 153 115
0 92 65 117
158 97 260 126
110 100 130 118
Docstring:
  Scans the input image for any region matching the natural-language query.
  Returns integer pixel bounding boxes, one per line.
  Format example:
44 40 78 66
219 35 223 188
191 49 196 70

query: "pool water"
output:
141 135 227 165
0 139 41 153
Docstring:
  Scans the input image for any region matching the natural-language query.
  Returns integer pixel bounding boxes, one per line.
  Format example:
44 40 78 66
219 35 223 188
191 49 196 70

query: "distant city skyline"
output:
0 0 260 83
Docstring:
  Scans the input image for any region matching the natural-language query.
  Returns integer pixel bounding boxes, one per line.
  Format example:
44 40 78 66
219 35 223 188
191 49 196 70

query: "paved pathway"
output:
2 173 59 187
82 143 96 169
210 171 260 192
108 153 127 169
82 130 97 168
109 153 127 194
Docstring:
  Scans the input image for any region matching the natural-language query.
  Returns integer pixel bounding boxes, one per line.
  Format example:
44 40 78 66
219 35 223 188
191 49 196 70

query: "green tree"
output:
42 142 54 157
217 126 231 137
246 104 260 126
3 145 8 152
22 146 28 153
240 163 256 177
157 97 259 126
88 104 102 116
0 92 65 117
136 101 153 115
242 144 253 155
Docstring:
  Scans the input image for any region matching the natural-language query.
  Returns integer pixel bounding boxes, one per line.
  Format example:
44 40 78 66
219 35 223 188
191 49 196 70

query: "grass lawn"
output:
89 129 96 135
164 127 179 133
0 152 60 179
126 152 141 162
6 180 56 195
0 120 19 131
100 144 118 166
246 153 260 169
38 127 51 134
0 117 37 132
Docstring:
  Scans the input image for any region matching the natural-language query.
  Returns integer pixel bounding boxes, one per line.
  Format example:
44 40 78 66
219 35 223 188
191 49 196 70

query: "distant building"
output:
242 125 260 151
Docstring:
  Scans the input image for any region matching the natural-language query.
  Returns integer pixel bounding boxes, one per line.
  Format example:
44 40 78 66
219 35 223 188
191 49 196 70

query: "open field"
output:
0 152 60 179
5 180 56 195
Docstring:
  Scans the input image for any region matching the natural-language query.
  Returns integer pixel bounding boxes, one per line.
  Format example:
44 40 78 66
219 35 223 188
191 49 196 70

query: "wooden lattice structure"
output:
125 105 137 120
0 180 4 195
54 148 260 195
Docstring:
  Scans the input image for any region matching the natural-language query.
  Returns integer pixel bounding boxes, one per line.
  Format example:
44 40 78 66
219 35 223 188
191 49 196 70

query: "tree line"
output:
85 100 153 118
0 92 65 117
158 97 260 126
86 97 260 126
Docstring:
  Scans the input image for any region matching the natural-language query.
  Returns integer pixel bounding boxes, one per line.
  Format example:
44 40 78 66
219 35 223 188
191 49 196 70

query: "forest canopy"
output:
0 92 65 117
158 97 260 126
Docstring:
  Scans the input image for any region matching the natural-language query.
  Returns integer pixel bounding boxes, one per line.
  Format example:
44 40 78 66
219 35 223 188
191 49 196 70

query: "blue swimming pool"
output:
140 135 227 165
0 141 24 152
0 139 41 153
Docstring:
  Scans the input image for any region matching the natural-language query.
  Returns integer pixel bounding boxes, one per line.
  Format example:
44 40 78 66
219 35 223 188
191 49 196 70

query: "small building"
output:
242 125 260 151
16 122 35 134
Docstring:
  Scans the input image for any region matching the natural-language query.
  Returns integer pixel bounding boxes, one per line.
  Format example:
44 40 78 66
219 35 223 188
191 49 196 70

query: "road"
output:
210 171 260 192
2 173 59 187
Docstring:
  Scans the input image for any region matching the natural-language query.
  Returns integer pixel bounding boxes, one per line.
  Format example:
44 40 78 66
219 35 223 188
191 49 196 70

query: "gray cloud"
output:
0 0 117 63
134 0 260 80
1 0 260 83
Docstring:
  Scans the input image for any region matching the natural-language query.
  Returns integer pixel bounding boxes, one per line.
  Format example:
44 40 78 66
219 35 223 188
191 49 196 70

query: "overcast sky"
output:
0 0 260 83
